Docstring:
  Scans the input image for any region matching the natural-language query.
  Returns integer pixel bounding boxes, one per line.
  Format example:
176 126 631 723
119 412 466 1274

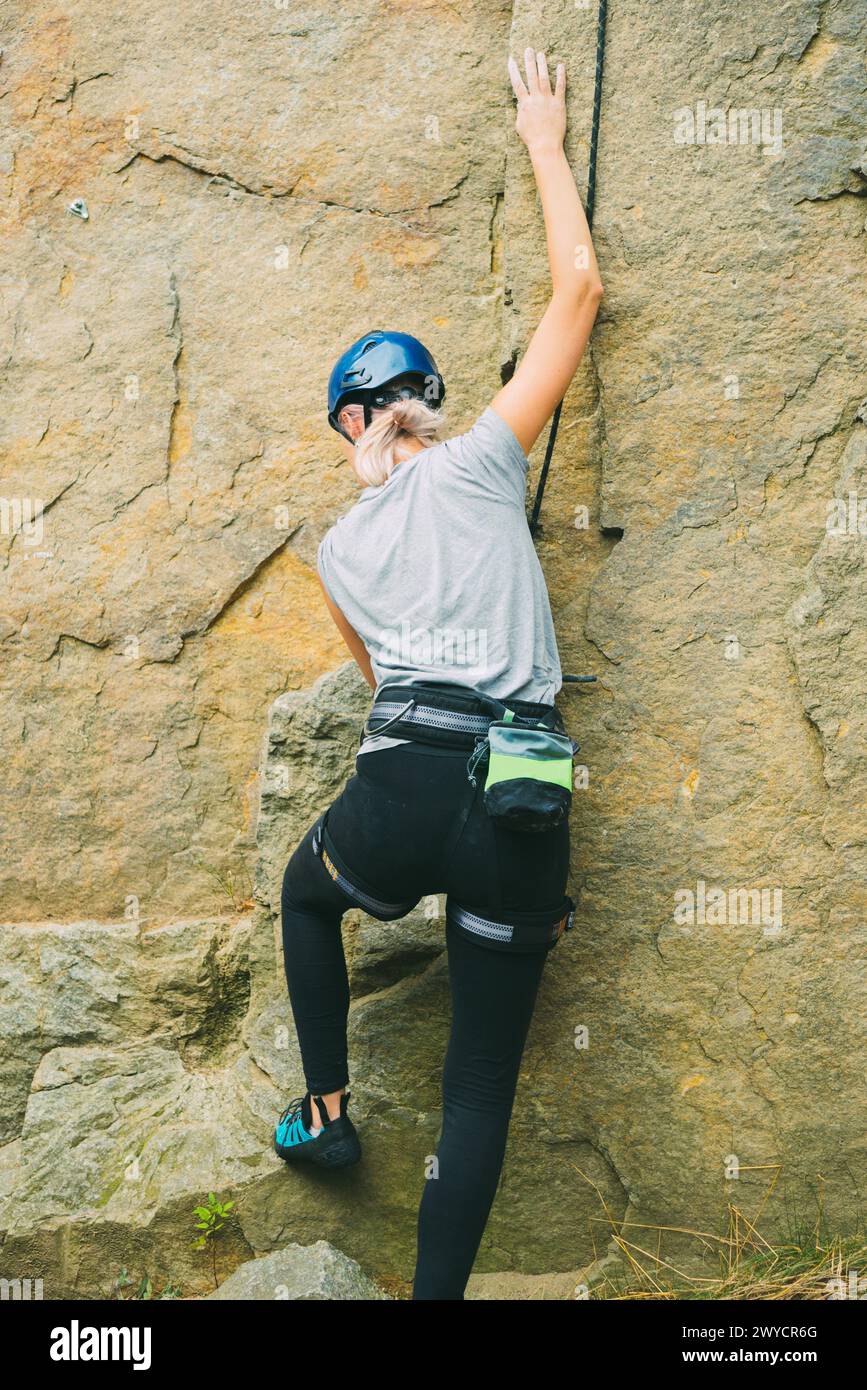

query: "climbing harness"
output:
365 697 492 743
315 681 578 949
528 0 608 538
312 788 574 950
364 681 578 834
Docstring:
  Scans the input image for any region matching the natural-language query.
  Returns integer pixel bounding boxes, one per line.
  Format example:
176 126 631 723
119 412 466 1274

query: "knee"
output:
442 1055 521 1121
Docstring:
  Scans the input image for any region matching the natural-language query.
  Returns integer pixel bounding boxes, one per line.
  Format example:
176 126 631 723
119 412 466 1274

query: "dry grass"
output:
568 1160 865 1301
593 1233 866 1300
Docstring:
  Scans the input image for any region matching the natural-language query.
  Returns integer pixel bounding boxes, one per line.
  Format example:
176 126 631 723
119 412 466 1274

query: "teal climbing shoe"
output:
274 1091 361 1169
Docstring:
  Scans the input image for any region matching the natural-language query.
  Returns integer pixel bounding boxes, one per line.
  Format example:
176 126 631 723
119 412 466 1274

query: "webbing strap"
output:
448 901 575 948
528 0 609 536
369 700 493 736
450 905 513 944
312 818 415 918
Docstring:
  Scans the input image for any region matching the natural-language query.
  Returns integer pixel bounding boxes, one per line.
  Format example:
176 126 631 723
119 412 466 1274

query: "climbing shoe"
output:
274 1091 361 1169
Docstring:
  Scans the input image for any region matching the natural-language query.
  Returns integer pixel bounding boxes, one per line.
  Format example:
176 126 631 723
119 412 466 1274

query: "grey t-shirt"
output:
317 406 563 731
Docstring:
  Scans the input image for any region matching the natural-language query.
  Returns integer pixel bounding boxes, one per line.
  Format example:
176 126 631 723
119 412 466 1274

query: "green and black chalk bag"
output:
482 717 577 833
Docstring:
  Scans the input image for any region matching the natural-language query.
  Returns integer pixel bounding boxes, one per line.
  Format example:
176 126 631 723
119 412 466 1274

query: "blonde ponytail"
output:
352 396 445 488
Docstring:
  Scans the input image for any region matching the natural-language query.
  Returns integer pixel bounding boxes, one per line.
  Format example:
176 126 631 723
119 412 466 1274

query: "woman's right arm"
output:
490 48 603 456
318 575 377 691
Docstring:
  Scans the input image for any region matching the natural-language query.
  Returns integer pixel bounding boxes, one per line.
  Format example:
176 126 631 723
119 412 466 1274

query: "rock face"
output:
0 0 510 923
0 670 624 1296
0 918 270 1297
1 0 866 1297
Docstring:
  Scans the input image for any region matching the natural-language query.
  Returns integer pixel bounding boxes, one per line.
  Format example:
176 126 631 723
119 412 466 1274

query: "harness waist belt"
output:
364 681 563 751
373 700 491 735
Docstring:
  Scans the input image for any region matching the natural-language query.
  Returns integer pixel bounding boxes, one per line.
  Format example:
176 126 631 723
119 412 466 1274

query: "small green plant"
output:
192 1191 236 1289
111 1267 134 1300
110 1268 181 1301
196 858 254 912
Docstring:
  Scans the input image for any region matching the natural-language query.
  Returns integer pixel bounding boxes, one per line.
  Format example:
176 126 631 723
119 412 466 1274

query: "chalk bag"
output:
468 713 578 833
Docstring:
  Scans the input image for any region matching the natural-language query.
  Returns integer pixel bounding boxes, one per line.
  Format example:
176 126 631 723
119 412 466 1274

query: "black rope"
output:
528 0 608 537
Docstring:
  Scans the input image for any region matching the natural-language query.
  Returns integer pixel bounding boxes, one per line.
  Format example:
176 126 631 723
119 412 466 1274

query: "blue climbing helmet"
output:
327 330 445 441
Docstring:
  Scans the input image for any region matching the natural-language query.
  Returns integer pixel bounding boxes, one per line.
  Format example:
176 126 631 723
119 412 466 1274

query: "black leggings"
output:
280 738 570 1300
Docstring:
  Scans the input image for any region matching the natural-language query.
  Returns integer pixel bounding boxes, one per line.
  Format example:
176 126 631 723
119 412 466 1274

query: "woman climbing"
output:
275 47 603 1300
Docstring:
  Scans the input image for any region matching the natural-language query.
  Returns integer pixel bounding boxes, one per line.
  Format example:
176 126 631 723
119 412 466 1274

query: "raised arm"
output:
490 47 603 456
